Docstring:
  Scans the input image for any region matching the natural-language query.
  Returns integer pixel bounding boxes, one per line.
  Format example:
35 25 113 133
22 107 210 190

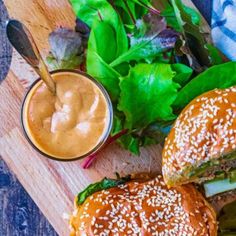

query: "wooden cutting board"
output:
0 1 210 236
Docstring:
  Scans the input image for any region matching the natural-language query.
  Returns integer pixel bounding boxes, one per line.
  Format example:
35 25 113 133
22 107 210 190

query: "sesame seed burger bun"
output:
69 176 217 236
162 86 236 187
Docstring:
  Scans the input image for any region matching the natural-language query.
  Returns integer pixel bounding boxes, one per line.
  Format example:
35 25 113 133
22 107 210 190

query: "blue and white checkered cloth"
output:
212 0 236 60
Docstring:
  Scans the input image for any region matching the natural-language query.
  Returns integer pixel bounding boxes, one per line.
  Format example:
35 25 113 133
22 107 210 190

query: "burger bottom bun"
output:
70 176 217 236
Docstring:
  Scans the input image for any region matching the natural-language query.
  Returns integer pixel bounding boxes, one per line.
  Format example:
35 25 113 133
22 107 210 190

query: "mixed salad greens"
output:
218 200 236 236
47 0 236 168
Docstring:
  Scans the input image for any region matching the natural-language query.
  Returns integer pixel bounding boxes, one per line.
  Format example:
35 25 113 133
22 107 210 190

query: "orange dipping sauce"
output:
22 71 112 160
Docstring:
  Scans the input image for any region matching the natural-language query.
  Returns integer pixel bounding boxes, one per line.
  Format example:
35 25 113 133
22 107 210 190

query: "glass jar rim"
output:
21 69 113 162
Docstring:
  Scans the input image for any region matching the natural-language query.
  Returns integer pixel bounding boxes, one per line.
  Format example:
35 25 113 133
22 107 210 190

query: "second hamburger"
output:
69 175 217 235
162 86 236 197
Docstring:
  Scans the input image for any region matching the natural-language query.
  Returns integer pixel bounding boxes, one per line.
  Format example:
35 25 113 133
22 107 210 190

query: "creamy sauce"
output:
23 72 111 159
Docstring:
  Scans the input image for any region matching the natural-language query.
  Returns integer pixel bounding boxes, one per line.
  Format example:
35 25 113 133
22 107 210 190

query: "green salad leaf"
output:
70 0 116 27
85 3 128 101
112 0 150 26
182 5 201 25
171 63 193 86
130 0 157 10
159 1 200 31
111 115 124 136
206 43 224 65
70 0 128 57
117 133 140 155
86 49 121 101
161 7 180 32
173 62 236 111
110 14 179 67
89 21 117 64
77 175 131 205
118 63 179 129
218 200 236 235
66 0 233 164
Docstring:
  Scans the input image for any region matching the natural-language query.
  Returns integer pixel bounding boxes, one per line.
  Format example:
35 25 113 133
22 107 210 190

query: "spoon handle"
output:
6 19 56 94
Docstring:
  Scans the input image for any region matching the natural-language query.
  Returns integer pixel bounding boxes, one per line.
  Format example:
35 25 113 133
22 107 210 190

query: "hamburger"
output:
162 86 236 197
69 175 217 235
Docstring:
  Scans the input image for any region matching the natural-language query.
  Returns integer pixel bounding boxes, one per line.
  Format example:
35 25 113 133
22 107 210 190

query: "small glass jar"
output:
21 69 113 161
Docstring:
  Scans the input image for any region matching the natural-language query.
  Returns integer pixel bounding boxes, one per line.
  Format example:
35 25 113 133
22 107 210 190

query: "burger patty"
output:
209 189 236 213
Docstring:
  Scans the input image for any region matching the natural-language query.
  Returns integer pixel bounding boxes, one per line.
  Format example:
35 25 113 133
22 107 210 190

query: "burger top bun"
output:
70 176 217 236
162 87 236 186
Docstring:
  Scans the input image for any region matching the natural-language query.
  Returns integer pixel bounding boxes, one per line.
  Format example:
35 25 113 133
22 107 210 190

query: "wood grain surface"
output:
0 0 12 82
0 157 58 236
0 1 211 236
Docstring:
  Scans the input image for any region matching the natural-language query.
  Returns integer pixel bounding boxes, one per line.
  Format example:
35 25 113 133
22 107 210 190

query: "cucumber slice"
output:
204 178 236 197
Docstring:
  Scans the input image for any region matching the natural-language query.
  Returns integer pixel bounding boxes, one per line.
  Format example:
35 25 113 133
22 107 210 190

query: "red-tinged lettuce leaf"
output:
46 28 84 70
157 0 223 72
118 63 180 129
110 30 178 67
75 18 90 40
134 13 167 38
173 62 236 111
169 0 211 70
110 14 179 67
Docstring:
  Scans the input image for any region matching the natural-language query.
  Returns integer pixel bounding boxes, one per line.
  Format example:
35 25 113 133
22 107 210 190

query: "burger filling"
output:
204 172 236 197
186 153 236 197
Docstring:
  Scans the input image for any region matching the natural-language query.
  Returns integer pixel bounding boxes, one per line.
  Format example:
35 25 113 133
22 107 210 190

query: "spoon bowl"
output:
6 19 56 94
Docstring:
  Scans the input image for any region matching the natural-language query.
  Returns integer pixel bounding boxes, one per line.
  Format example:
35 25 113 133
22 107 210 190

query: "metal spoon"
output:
6 19 56 94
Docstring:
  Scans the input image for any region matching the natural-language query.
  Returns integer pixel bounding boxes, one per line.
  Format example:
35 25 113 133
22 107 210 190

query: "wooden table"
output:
0 1 212 236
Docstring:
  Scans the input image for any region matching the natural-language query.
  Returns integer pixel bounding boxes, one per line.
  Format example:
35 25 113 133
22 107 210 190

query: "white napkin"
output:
212 0 236 60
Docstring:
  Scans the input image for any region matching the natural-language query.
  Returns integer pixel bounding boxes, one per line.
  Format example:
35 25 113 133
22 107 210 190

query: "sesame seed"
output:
163 86 236 184
72 175 214 235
